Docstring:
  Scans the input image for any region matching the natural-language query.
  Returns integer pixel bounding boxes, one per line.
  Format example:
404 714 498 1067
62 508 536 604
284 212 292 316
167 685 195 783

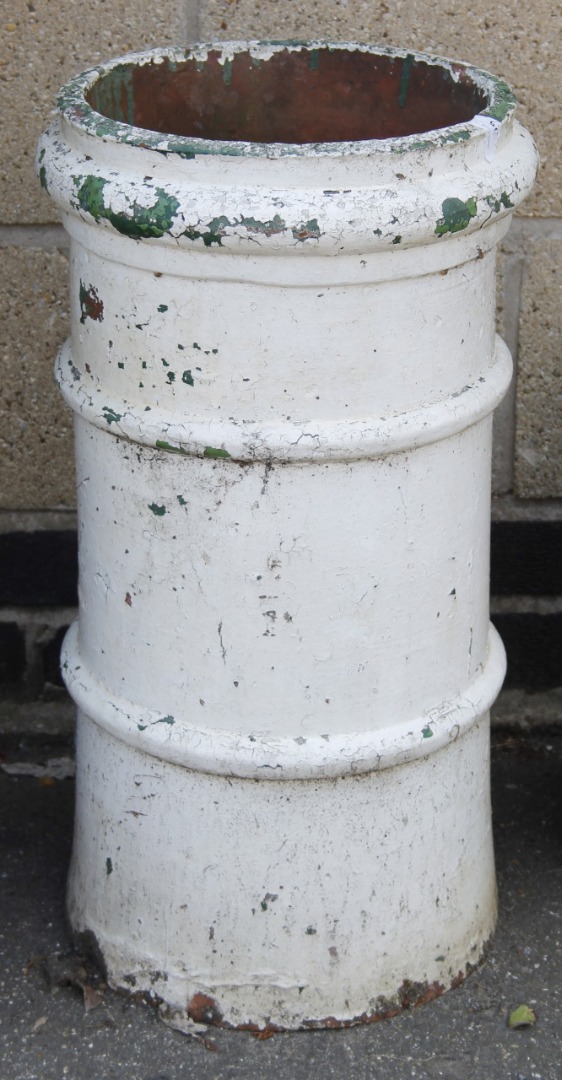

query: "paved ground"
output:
1 725 561 1080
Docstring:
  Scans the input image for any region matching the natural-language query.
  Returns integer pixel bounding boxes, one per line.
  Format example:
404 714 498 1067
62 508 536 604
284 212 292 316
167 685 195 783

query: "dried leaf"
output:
24 955 46 976
159 1007 218 1049
82 984 103 1012
44 952 87 989
508 1004 537 1029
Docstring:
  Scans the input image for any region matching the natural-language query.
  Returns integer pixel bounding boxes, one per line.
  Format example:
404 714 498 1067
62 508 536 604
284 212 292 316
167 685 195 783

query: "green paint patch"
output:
157 304 168 312
183 215 231 247
106 857 113 876
91 62 134 125
177 494 187 506
148 502 167 515
309 49 320 71
182 370 194 386
443 128 471 144
166 371 176 383
74 174 108 220
392 235 402 245
204 446 231 459
485 191 514 213
153 714 175 726
74 175 181 239
155 440 187 455
185 211 287 244
292 219 321 242
398 53 414 109
484 83 515 122
79 280 104 323
222 58 233 86
39 164 48 192
435 196 477 236
240 213 287 237
137 723 147 731
421 725 434 739
67 357 81 382
118 361 124 369
102 406 122 425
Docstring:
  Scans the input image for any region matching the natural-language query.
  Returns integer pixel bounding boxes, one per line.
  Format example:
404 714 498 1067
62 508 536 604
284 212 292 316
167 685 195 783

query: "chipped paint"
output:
45 37 536 1033
292 219 321 241
187 993 223 1025
155 440 187 454
79 281 104 324
50 41 520 162
183 215 231 247
74 175 180 239
485 191 514 213
239 213 286 237
203 446 231 458
435 196 478 236
398 53 414 109
222 57 233 86
101 406 122 425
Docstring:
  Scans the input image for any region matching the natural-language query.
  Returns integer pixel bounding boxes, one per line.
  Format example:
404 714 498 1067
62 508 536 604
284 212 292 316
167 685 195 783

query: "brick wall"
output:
1 1 560 704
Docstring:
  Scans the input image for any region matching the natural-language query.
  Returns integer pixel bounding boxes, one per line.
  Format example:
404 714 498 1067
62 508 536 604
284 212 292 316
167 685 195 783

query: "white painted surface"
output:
40 42 537 1028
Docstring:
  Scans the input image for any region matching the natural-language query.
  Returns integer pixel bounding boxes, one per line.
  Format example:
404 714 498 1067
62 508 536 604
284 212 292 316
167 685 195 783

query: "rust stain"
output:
181 971 462 1031
79 281 104 324
88 49 487 144
187 992 223 1025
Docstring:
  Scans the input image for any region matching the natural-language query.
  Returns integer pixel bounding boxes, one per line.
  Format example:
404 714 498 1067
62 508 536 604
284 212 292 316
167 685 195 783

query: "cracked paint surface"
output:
42 37 536 1032
37 41 536 258
74 175 181 239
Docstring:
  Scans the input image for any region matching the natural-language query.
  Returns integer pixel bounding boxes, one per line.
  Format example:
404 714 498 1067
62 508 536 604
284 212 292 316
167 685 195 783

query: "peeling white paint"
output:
40 42 537 1029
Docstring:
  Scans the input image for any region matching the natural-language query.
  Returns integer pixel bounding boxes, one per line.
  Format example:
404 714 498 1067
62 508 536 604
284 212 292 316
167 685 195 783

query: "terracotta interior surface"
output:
87 48 489 144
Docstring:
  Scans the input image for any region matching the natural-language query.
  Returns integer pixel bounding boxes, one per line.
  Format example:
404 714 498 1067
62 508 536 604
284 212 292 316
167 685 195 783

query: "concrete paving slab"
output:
1 729 561 1080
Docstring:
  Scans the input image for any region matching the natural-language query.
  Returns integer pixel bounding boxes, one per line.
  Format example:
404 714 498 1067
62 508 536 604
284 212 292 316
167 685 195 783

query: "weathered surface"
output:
39 42 536 1027
200 0 561 218
0 246 74 509
514 238 562 498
